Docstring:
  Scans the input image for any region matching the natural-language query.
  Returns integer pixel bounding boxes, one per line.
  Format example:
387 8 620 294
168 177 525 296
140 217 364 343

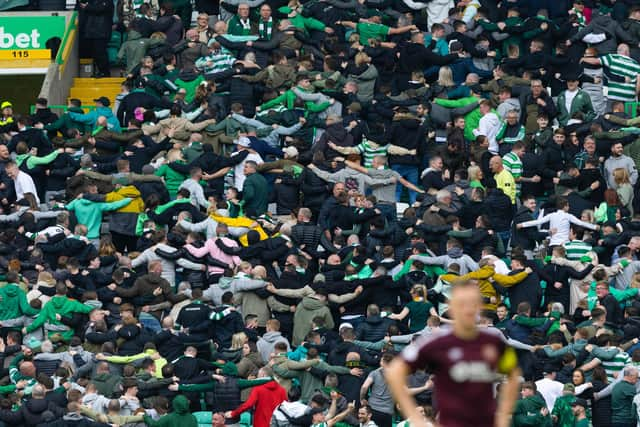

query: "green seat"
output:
193 410 212 427
240 412 252 427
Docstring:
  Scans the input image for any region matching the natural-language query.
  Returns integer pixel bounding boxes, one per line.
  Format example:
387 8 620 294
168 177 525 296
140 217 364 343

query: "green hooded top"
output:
0 283 39 321
143 395 197 427
587 281 639 310
552 394 575 427
66 197 133 239
155 163 188 197
26 296 93 340
433 96 485 142
513 393 551 427
259 85 330 114
16 150 59 170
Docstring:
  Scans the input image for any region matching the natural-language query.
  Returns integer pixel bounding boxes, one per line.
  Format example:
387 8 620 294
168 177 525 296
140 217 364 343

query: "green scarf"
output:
258 17 273 39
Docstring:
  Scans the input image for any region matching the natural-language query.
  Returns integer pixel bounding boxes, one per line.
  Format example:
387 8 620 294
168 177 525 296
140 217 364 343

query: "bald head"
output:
618 43 630 56
489 155 503 173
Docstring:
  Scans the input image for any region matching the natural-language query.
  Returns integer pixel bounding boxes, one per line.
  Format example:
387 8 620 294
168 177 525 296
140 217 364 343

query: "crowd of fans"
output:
3 0 640 425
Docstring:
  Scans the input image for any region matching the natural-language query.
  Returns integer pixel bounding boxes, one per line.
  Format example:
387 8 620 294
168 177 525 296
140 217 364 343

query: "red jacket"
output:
230 380 287 427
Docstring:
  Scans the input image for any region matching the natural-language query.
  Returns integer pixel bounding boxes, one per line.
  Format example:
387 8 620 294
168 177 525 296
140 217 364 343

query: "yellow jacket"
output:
105 186 145 213
457 265 528 311
210 213 268 246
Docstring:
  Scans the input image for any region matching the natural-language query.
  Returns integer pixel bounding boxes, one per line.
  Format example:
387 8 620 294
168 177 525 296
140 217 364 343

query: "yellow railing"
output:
56 11 78 76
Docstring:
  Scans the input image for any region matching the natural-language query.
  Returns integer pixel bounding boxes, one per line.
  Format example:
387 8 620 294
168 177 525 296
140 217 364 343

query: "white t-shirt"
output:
14 170 39 205
233 151 263 191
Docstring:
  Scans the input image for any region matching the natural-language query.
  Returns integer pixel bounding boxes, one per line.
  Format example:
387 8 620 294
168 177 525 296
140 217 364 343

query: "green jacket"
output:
227 15 253 36
44 106 91 134
587 282 638 310
556 89 596 126
174 75 204 104
242 172 268 217
16 150 59 170
27 296 93 340
278 7 325 33
117 31 162 73
433 96 482 142
551 394 575 427
271 354 319 391
292 296 334 346
512 393 551 427
9 353 37 395
155 163 188 197
143 395 197 427
91 372 123 398
299 360 349 402
0 283 39 321
477 16 524 55
260 86 330 113
612 380 637 424
66 197 132 239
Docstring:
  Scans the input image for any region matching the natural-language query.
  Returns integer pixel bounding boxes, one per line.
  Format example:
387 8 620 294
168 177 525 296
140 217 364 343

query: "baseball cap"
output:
563 383 575 392
449 41 464 52
94 96 110 106
1 101 12 109
283 146 299 158
571 398 588 407
236 136 251 148
339 322 353 331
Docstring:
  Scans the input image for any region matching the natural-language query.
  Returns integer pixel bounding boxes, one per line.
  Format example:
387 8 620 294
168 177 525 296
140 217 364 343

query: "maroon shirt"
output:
400 328 517 427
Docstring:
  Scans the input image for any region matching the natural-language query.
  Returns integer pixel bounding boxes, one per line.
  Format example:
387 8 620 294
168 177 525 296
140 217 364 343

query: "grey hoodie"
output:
257 331 290 363
411 248 479 275
497 98 521 121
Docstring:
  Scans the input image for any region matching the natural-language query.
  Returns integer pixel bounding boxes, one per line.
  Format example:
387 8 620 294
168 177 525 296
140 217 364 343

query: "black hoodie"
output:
314 123 355 161
386 114 422 166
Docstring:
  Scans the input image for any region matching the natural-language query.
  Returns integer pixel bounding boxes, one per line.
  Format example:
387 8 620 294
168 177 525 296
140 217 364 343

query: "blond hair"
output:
230 332 248 350
614 167 631 185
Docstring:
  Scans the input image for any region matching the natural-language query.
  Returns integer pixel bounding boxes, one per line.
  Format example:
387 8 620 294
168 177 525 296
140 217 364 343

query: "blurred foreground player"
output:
385 280 521 427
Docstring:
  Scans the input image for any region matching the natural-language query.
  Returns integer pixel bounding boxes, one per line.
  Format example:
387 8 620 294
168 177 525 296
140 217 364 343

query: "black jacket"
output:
512 206 545 250
9 128 52 156
355 315 393 342
387 116 422 166
483 189 513 232
47 153 79 192
78 0 114 40
117 90 172 126
506 268 542 315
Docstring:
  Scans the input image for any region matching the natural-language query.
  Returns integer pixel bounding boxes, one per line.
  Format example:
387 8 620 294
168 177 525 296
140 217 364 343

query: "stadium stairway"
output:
68 76 123 109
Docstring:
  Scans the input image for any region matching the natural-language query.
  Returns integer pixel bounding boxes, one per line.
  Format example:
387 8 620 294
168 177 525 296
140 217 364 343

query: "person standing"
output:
77 0 113 78
241 161 268 218
385 281 521 427
611 366 638 427
490 155 516 205
360 353 395 427
571 398 589 427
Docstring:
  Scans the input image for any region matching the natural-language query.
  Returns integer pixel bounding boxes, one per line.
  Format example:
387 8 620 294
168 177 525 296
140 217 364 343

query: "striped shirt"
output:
563 240 593 261
601 350 631 382
601 54 640 102
195 52 236 74
355 139 390 168
502 152 522 195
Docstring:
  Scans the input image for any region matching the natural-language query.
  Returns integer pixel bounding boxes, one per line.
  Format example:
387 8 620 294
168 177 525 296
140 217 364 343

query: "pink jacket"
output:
185 237 242 274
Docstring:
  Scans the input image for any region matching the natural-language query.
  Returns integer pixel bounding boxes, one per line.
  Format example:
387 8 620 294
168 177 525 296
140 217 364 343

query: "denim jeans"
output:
497 230 511 253
391 164 418 204
376 203 397 224
140 312 162 333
